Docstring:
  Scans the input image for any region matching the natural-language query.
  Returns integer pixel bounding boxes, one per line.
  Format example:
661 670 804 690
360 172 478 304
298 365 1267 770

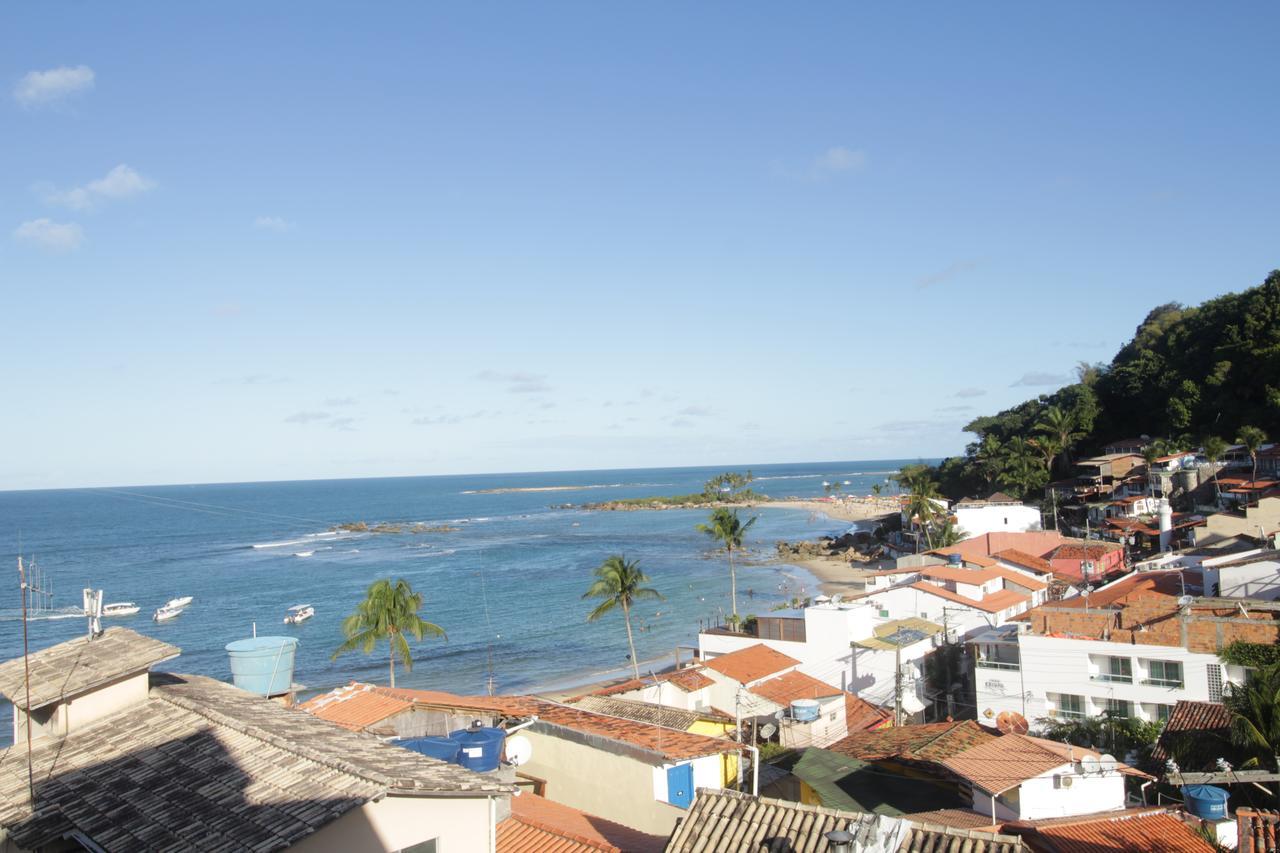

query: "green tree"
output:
871 483 883 497
332 578 446 688
702 471 757 501
975 434 1005 492
1029 434 1065 475
583 555 663 681
1033 405 1083 474
998 437 1046 498
1238 426 1268 485
697 508 757 626
897 466 943 550
1202 436 1228 509
932 517 965 548
1224 662 1280 770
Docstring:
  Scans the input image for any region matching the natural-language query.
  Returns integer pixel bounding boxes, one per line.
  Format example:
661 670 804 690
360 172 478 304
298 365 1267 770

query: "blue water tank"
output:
448 726 505 772
791 699 821 722
225 636 298 696
1183 785 1229 820
948 553 963 566
399 736 461 764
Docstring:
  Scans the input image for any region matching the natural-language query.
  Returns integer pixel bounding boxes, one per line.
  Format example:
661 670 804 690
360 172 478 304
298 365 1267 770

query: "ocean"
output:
0 460 916 741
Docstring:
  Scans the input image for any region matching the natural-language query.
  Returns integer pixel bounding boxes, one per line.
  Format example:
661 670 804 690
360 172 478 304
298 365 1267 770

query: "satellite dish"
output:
759 723 777 740
1080 755 1101 774
1098 753 1118 773
505 735 533 767
996 711 1029 735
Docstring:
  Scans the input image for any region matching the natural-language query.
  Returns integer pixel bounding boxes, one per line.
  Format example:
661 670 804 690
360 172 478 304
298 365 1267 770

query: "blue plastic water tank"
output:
225 636 298 696
791 699 821 722
448 726 505 772
947 553 963 566
1183 785 1229 820
399 736 461 764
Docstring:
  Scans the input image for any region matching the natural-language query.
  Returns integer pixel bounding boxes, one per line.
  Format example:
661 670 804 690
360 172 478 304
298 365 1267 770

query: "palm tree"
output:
1202 435 1228 509
583 555 663 681
1238 426 1268 486
1224 662 1280 770
933 518 965 548
332 578 446 688
1029 434 1065 475
975 434 1005 491
898 468 943 551
697 508 757 627
1034 406 1083 473
999 437 1043 499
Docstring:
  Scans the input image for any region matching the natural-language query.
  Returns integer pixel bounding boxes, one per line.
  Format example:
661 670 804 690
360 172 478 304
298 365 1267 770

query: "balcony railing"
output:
1142 677 1184 688
1054 710 1086 720
1091 674 1132 684
977 659 1020 671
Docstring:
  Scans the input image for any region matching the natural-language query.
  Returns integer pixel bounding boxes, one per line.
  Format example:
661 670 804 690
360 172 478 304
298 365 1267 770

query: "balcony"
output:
1091 674 1133 684
1142 677 1184 688
976 658 1020 671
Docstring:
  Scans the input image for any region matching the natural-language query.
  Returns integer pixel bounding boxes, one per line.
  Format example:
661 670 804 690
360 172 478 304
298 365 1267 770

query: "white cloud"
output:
13 218 83 252
254 216 294 232
14 65 95 107
1010 372 1071 388
677 405 713 417
45 164 156 210
813 146 867 175
954 387 987 398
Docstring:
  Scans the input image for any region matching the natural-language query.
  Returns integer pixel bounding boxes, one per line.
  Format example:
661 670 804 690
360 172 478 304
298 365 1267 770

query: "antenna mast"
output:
17 556 34 807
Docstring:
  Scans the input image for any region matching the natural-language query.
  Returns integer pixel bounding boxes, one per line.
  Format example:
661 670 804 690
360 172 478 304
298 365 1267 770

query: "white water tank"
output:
1158 500 1173 552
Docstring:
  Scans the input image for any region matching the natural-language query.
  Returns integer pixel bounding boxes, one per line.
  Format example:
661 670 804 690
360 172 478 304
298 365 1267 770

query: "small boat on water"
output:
164 596 193 609
102 602 140 617
294 551 314 558
153 604 184 622
284 604 314 625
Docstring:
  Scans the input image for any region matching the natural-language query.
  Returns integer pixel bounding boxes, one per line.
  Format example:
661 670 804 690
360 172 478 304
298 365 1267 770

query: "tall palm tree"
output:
1224 662 1280 770
697 508 757 627
583 555 663 681
999 437 1043 499
975 434 1005 492
1238 426 1268 486
1202 435 1228 509
898 469 943 551
1034 406 1083 472
1029 434 1065 475
332 578 446 688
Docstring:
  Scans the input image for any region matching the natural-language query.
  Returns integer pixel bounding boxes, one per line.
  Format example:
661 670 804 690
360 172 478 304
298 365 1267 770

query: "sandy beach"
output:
763 497 899 524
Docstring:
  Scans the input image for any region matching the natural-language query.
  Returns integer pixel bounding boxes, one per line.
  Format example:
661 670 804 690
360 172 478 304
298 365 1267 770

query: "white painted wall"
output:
974 634 1248 727
971 767 1126 821
1202 558 1280 600
953 504 1043 538
290 793 496 853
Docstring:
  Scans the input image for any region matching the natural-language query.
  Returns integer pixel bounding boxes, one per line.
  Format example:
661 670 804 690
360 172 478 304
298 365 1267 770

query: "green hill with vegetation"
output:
929 269 1280 501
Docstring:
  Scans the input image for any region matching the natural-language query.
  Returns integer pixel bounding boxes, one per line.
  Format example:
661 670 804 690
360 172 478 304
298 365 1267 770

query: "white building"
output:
1199 553 1280 600
950 493 1044 539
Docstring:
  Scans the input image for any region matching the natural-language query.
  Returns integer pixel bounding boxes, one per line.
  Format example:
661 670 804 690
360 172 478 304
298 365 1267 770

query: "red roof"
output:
942 734 1148 795
748 671 841 706
920 565 1004 585
940 532 1069 561
993 549 1055 575
297 682 414 731
498 793 666 853
828 721 997 763
1027 570 1186 610
1018 808 1213 852
1150 700 1233 767
702 644 799 684
845 693 891 731
1051 543 1122 561
908 581 1029 614
1238 808 1280 853
589 667 714 698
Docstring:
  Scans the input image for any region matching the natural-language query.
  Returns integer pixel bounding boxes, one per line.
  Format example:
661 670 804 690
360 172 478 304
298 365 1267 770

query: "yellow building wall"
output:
685 719 737 786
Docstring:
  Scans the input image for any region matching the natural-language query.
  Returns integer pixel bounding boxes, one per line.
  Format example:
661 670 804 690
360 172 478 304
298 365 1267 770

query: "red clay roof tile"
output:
702 644 800 684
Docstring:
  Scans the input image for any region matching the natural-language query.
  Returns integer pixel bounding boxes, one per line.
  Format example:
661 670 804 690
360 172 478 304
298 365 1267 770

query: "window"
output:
1093 656 1132 684
1153 703 1173 722
1104 698 1133 718
1144 660 1184 688
879 609 890 618
1055 694 1085 720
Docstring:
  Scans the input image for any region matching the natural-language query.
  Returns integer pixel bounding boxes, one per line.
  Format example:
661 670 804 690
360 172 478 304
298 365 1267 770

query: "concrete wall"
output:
515 726 695 835
971 768 1125 821
14 670 151 744
1203 558 1280 600
291 792 497 853
953 505 1043 538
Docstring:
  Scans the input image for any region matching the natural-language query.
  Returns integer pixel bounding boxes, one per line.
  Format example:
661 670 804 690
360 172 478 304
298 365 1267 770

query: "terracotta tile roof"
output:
902 808 1001 830
1051 542 1123 560
902 822 1024 852
566 695 719 730
1238 808 1280 853
943 532 1069 561
1150 700 1233 768
925 551 1000 568
701 643 799 684
908 581 1029 614
942 734 1149 795
920 565 1005 585
0 673 509 851
1017 808 1214 852
589 666 715 698
0 627 179 711
828 721 998 763
993 568 1048 591
665 788 906 852
297 681 415 731
994 549 1055 575
498 792 665 853
748 670 842 707
846 693 892 731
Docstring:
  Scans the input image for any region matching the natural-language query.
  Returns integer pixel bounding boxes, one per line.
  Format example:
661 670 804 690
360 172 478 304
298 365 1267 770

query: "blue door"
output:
666 763 694 808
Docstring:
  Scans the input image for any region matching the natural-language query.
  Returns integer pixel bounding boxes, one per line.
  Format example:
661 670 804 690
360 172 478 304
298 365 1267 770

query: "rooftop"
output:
296 681 415 731
1150 700 1233 769
942 733 1148 795
498 792 665 853
565 695 721 730
905 581 1029 615
664 788 889 853
0 626 179 711
748 670 842 707
853 616 945 650
0 673 509 851
1015 807 1214 852
700 643 799 684
588 667 715 697
828 721 998 764
773 747 968 816
846 693 892 732
993 549 1055 575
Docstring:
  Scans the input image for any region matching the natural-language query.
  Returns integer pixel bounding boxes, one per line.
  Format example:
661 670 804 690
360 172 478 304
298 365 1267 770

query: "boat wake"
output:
0 608 85 622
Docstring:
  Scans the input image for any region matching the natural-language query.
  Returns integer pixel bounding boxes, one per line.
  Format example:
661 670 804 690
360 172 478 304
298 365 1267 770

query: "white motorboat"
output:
153 604 185 622
284 604 315 625
163 596 193 609
102 602 140 617
293 551 314 558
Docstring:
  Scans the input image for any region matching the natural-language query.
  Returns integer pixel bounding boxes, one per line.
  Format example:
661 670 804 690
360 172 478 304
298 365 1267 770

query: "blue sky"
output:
3 3 1278 490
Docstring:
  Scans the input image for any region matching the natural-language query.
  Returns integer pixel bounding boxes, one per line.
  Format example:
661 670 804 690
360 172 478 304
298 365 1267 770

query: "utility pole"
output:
894 644 903 727
735 688 745 788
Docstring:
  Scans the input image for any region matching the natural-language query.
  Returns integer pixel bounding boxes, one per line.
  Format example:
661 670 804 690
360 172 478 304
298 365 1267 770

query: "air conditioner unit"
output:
1054 774 1074 789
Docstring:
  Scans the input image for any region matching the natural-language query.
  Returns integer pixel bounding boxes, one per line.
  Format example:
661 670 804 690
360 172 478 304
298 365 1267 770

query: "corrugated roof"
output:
774 748 968 816
748 670 842 707
0 627 179 711
942 734 1148 795
828 721 998 763
1022 808 1214 852
701 644 799 684
0 673 509 851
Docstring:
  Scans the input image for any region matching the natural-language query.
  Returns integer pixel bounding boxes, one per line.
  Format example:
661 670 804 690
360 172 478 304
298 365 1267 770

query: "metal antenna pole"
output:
18 556 34 807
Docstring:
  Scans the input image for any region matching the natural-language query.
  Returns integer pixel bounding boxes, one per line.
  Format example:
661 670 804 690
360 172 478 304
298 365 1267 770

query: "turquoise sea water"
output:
0 460 918 740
